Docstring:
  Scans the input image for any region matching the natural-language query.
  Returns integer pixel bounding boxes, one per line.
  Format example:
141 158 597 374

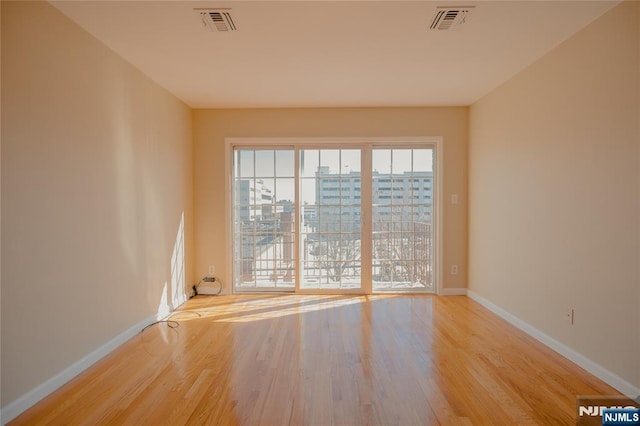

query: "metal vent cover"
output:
196 8 237 32
429 6 474 30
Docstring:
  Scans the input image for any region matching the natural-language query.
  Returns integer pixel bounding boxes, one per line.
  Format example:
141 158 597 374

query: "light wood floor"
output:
11 295 621 425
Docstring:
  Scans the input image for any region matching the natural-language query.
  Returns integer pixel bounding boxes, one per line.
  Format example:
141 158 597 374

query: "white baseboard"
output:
440 287 468 296
466 290 640 399
1 314 157 425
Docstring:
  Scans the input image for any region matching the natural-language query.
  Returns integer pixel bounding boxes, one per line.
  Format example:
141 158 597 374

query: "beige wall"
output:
1 1 194 406
469 1 640 389
193 107 468 293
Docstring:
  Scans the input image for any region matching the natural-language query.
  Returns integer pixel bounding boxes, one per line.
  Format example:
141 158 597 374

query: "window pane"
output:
392 149 411 174
300 178 316 206
300 149 319 178
319 150 340 173
373 149 391 174
255 150 274 177
238 150 254 177
275 178 294 204
342 149 361 173
413 149 433 172
275 150 294 177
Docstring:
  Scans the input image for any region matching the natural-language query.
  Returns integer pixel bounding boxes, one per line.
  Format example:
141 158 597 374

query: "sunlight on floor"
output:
169 294 401 324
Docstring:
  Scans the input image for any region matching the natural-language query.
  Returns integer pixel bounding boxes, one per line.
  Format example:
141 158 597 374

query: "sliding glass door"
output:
299 149 362 290
233 149 296 291
231 140 437 294
372 148 434 291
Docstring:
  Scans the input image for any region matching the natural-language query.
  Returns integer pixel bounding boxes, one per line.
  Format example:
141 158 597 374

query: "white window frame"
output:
225 137 443 295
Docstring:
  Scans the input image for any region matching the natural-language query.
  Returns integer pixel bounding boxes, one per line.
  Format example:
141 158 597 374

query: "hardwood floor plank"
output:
9 295 623 425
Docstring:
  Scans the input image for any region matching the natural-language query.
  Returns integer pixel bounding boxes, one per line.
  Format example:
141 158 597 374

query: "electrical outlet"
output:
208 265 216 276
451 264 458 275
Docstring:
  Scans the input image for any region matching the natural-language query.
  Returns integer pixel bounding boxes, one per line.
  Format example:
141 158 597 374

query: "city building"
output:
311 166 433 233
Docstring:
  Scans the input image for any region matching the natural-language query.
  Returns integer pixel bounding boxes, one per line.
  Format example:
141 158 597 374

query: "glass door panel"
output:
299 149 362 290
233 149 296 291
372 148 434 291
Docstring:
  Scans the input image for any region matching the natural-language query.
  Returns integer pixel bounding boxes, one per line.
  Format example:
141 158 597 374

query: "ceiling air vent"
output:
429 6 474 31
196 8 237 32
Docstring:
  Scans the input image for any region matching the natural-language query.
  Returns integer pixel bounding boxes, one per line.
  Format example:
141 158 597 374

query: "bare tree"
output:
312 237 361 282
373 221 431 286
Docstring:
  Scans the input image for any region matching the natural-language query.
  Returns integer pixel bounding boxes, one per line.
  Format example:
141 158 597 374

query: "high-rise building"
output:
311 166 433 233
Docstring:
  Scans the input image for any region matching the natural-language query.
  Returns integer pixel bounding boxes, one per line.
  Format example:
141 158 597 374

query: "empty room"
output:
1 0 639 424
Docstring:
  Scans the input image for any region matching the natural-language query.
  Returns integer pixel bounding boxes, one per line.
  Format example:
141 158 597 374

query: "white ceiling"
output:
51 1 619 108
